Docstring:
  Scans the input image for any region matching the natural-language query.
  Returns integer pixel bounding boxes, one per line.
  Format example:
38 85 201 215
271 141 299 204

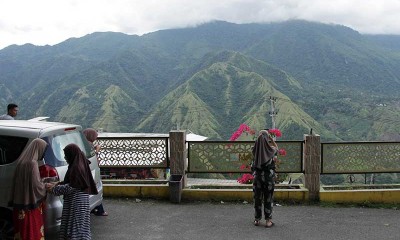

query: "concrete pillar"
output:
169 130 187 187
303 134 321 201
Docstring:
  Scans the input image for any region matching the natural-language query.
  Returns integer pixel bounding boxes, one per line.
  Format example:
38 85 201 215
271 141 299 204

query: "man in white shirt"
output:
0 103 18 120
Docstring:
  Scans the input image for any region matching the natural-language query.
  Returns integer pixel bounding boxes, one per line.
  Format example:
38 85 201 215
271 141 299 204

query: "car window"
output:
0 136 29 165
43 131 94 167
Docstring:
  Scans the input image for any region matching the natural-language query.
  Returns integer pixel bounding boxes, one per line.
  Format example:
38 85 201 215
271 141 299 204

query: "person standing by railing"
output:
251 129 278 228
83 128 108 216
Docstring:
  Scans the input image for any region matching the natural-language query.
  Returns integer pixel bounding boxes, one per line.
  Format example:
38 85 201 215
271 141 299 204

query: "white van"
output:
0 120 103 239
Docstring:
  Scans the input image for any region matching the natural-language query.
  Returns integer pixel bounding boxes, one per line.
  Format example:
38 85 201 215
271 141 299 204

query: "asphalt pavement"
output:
91 198 400 240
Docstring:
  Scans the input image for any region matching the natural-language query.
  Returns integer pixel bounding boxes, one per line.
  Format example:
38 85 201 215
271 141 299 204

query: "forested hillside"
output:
1 20 399 141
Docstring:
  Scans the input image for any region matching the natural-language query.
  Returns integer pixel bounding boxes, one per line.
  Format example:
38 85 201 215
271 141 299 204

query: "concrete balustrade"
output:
100 132 400 203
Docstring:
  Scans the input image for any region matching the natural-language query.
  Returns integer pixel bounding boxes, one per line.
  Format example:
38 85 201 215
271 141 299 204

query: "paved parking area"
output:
91 198 399 240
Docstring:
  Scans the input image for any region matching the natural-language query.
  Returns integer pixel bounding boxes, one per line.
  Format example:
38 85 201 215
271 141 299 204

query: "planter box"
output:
320 184 400 204
183 184 308 202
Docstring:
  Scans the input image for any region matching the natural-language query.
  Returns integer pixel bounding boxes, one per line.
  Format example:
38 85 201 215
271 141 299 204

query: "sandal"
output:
95 211 108 216
265 220 274 228
254 219 260 226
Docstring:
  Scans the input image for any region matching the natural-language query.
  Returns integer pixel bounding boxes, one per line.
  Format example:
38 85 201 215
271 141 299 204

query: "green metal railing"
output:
321 142 400 174
187 141 303 173
94 134 400 181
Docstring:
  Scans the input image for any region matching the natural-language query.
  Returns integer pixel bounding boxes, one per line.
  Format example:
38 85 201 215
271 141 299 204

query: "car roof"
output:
0 120 81 138
0 120 79 129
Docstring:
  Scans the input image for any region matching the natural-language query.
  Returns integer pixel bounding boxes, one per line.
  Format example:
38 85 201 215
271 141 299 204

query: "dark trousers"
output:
253 167 275 220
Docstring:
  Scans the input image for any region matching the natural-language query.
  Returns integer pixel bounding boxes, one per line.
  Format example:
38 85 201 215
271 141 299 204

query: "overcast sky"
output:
1 0 400 50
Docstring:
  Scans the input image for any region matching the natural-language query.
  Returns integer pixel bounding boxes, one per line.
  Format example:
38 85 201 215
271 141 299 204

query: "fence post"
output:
303 134 321 201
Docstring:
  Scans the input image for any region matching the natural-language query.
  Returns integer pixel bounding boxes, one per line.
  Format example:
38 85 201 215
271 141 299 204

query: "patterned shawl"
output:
11 138 47 210
252 130 277 170
63 143 98 195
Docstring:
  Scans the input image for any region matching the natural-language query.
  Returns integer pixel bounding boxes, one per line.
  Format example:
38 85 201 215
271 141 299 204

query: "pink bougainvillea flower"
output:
268 128 282 138
229 123 255 141
237 173 254 184
239 164 247 170
278 148 287 156
229 133 239 141
241 124 250 132
237 176 243 183
244 173 254 182
230 131 243 141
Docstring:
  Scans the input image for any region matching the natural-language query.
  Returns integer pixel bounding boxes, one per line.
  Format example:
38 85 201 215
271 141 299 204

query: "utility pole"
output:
269 96 277 129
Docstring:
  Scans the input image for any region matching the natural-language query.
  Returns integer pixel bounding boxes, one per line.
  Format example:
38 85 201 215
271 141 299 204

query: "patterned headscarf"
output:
11 138 47 210
252 130 277 170
83 128 98 144
63 143 98 195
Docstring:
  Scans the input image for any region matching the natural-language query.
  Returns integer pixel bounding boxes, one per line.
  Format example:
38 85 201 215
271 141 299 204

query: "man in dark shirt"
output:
0 103 18 120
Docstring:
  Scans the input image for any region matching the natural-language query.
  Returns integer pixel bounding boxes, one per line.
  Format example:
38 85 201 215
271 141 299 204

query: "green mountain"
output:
0 20 399 141
138 52 337 140
245 21 400 94
365 34 400 51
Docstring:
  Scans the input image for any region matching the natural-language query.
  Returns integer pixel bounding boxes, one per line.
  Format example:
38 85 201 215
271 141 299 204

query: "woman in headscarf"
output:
46 143 98 240
11 138 47 240
83 128 101 155
251 129 278 228
83 128 108 216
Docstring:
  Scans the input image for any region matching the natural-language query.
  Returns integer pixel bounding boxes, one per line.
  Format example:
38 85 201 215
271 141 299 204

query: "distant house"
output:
186 131 208 141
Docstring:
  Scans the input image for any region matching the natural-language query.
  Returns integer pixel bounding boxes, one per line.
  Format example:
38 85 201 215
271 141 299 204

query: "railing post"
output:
169 130 187 187
303 134 321 201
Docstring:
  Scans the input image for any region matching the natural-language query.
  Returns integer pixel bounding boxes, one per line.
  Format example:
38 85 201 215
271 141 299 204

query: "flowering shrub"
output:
239 164 250 170
229 124 256 184
268 128 287 183
268 128 282 138
237 173 254 184
230 124 287 184
278 148 287 156
229 123 256 141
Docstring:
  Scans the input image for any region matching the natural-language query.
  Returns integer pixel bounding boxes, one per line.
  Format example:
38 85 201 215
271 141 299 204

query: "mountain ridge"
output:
1 20 399 141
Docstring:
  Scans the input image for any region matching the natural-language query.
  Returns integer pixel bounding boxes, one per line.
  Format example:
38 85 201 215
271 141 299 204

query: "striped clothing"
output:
52 184 91 240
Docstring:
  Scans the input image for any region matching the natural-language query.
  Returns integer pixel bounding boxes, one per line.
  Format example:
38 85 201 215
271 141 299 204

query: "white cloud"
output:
1 0 400 49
